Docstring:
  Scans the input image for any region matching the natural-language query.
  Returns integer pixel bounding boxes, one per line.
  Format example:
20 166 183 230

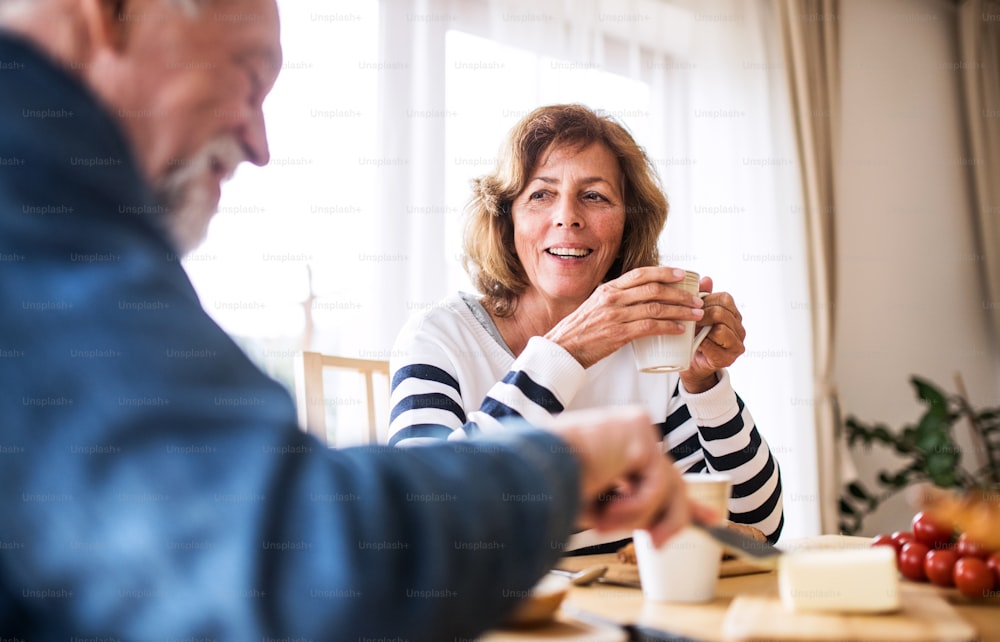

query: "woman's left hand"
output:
680 276 746 393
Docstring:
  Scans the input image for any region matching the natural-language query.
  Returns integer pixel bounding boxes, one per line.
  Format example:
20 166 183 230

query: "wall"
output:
835 0 1000 536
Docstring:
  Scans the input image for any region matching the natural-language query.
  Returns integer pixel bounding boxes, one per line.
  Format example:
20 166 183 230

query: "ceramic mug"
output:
633 473 732 603
631 270 711 373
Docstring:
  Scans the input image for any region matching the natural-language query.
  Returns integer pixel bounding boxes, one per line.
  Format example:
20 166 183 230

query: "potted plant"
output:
838 375 1000 535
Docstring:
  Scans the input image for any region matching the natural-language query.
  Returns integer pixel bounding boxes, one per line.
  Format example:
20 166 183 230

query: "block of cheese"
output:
778 546 900 613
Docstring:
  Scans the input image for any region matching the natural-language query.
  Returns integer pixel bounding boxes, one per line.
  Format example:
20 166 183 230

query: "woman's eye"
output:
528 191 548 200
583 191 606 202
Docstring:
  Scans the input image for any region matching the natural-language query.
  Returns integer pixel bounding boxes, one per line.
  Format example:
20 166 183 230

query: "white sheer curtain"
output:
776 0 843 536
374 0 820 539
657 0 819 541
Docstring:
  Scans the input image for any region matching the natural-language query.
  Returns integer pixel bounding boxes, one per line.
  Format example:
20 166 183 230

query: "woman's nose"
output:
553 197 584 228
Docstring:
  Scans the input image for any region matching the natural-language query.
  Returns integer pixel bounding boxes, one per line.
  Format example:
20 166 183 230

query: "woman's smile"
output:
512 142 626 310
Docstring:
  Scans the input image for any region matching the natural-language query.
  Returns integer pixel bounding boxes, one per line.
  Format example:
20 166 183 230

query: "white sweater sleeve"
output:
389 312 585 445
387 315 469 446
464 337 585 433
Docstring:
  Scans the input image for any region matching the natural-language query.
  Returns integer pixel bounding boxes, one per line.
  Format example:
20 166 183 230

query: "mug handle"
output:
692 292 712 352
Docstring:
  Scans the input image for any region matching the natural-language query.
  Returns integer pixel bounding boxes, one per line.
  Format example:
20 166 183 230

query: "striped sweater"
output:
389 293 784 543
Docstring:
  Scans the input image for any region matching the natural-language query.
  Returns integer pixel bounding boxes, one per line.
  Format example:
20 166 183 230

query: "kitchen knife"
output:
592 486 782 567
690 517 783 568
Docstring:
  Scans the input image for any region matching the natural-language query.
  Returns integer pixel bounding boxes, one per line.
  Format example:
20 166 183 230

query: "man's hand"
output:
547 406 717 547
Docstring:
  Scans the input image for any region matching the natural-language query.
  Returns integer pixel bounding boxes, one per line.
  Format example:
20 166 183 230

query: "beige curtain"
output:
958 0 1000 346
775 0 842 534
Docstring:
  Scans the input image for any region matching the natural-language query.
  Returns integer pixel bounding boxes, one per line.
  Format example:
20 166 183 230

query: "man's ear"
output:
80 0 129 53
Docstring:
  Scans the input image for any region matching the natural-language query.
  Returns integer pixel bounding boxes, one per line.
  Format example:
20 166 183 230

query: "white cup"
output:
631 270 711 373
632 473 732 603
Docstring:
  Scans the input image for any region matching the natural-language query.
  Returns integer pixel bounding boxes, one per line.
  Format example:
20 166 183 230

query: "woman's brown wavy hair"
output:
463 104 669 317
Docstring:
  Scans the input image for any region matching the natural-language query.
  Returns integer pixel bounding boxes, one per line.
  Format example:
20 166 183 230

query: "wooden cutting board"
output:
558 552 771 587
721 584 977 641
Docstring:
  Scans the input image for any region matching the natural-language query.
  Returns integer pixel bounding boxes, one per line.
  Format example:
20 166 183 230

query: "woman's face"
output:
511 142 626 310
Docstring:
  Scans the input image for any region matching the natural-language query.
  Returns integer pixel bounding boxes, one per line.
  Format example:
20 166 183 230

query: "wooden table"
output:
483 535 1000 641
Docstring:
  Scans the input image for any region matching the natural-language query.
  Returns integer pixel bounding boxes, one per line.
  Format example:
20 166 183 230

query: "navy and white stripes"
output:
389 293 784 542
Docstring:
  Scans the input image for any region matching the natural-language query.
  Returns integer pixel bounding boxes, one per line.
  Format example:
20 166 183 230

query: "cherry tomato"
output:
987 551 1000 587
898 541 930 582
924 548 959 587
889 531 916 554
955 533 991 560
911 512 954 548
954 557 996 598
871 533 895 551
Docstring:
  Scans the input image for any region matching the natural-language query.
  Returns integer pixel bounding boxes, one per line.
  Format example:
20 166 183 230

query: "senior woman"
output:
388 104 783 546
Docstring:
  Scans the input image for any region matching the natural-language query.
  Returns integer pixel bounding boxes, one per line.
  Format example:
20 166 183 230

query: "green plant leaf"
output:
915 428 947 455
978 417 1000 435
846 481 869 501
845 417 865 446
926 451 957 480
916 409 950 435
872 426 895 444
876 469 913 489
912 376 949 413
928 468 957 488
892 470 914 488
846 417 885 448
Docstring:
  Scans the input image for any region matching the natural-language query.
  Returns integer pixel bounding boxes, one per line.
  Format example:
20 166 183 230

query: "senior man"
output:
0 1 705 640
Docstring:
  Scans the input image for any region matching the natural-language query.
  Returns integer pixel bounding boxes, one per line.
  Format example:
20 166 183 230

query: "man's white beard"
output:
155 136 244 256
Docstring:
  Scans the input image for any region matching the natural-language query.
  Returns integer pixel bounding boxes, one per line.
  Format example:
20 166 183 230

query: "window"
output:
184 0 380 388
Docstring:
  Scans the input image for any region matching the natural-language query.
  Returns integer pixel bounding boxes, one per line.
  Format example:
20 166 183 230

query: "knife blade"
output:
594 575 641 588
623 624 704 642
690 517 783 568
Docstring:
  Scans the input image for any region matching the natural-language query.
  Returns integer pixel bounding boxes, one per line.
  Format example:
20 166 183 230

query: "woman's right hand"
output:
544 266 705 369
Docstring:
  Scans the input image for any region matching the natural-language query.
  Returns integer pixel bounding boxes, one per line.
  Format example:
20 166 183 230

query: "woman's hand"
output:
680 275 746 393
544 267 746 390
544 266 706 369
